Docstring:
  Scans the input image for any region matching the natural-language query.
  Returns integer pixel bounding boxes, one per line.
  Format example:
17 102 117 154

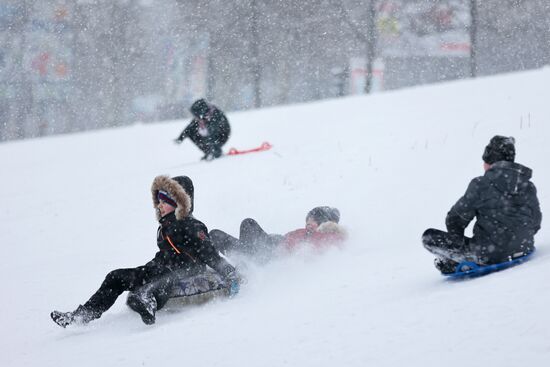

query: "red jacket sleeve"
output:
283 229 308 250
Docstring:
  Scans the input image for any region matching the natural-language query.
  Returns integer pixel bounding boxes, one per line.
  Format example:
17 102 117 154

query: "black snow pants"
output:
210 218 283 256
82 264 170 319
422 228 478 263
187 132 228 158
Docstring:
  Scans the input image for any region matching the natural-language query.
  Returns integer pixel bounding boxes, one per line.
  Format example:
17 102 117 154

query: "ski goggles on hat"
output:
157 190 177 208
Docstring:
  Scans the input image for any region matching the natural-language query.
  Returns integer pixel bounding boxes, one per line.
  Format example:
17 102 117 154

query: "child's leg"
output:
422 228 473 263
240 218 283 256
52 266 155 327
209 229 241 254
82 267 151 318
127 273 178 325
240 218 271 246
211 132 230 157
186 132 212 155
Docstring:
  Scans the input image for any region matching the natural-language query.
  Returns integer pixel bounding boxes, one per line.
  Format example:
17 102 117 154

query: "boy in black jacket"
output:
51 175 240 326
422 136 542 274
174 99 231 161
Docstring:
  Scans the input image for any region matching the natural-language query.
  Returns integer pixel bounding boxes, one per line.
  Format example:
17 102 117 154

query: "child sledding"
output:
422 136 542 277
51 175 242 327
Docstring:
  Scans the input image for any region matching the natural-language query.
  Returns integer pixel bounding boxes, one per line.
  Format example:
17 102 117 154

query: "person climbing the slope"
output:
174 99 231 161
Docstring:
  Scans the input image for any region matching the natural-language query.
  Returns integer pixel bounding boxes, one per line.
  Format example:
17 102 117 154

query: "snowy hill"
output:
1 68 549 367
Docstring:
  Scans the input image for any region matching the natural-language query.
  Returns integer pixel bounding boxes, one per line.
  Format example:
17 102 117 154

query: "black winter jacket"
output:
148 211 235 278
178 106 230 142
446 161 542 264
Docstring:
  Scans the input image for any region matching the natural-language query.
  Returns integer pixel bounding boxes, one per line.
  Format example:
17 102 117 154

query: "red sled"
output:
226 141 272 156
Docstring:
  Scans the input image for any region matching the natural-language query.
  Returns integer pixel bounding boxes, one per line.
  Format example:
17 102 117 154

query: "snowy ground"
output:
1 68 549 367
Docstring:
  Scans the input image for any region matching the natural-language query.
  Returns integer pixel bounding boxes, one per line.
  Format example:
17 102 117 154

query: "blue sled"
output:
444 251 535 279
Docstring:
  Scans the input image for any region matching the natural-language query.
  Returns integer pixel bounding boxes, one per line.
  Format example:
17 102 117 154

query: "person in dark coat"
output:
210 206 346 260
51 175 240 327
174 99 231 161
422 136 542 274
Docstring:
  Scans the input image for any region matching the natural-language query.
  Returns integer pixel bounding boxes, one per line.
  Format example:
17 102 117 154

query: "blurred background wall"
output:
1 0 548 141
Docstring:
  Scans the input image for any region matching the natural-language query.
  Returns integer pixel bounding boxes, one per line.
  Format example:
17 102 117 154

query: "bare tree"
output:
469 0 478 77
330 0 377 94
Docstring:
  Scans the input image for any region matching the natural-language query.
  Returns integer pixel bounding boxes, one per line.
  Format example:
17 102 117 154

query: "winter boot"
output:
50 305 95 328
127 293 157 325
201 147 223 161
434 258 459 275
211 146 223 159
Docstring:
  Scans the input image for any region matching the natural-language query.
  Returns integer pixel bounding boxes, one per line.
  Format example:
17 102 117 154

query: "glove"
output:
225 270 243 298
174 137 185 144
228 279 240 297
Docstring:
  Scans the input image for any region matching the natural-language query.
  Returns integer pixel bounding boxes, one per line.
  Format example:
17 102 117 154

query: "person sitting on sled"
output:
422 135 542 274
174 99 231 161
210 206 347 259
51 175 241 327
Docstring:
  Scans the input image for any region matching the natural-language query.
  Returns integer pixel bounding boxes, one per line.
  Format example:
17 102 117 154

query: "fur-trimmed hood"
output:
152 175 194 220
317 221 347 238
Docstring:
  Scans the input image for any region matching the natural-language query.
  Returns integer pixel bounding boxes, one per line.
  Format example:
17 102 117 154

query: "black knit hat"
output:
157 190 177 208
482 135 516 164
190 99 209 119
306 206 340 225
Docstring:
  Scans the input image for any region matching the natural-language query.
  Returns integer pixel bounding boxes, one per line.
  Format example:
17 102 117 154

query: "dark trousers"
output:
83 265 169 319
210 218 283 256
422 228 477 263
126 272 180 313
188 132 228 156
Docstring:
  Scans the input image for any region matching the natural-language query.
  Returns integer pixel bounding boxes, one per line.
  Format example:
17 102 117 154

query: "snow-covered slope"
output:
1 68 549 367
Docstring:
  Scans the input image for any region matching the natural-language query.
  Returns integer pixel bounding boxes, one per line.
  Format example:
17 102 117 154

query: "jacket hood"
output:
152 175 194 220
190 99 209 119
317 221 347 237
485 161 533 195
